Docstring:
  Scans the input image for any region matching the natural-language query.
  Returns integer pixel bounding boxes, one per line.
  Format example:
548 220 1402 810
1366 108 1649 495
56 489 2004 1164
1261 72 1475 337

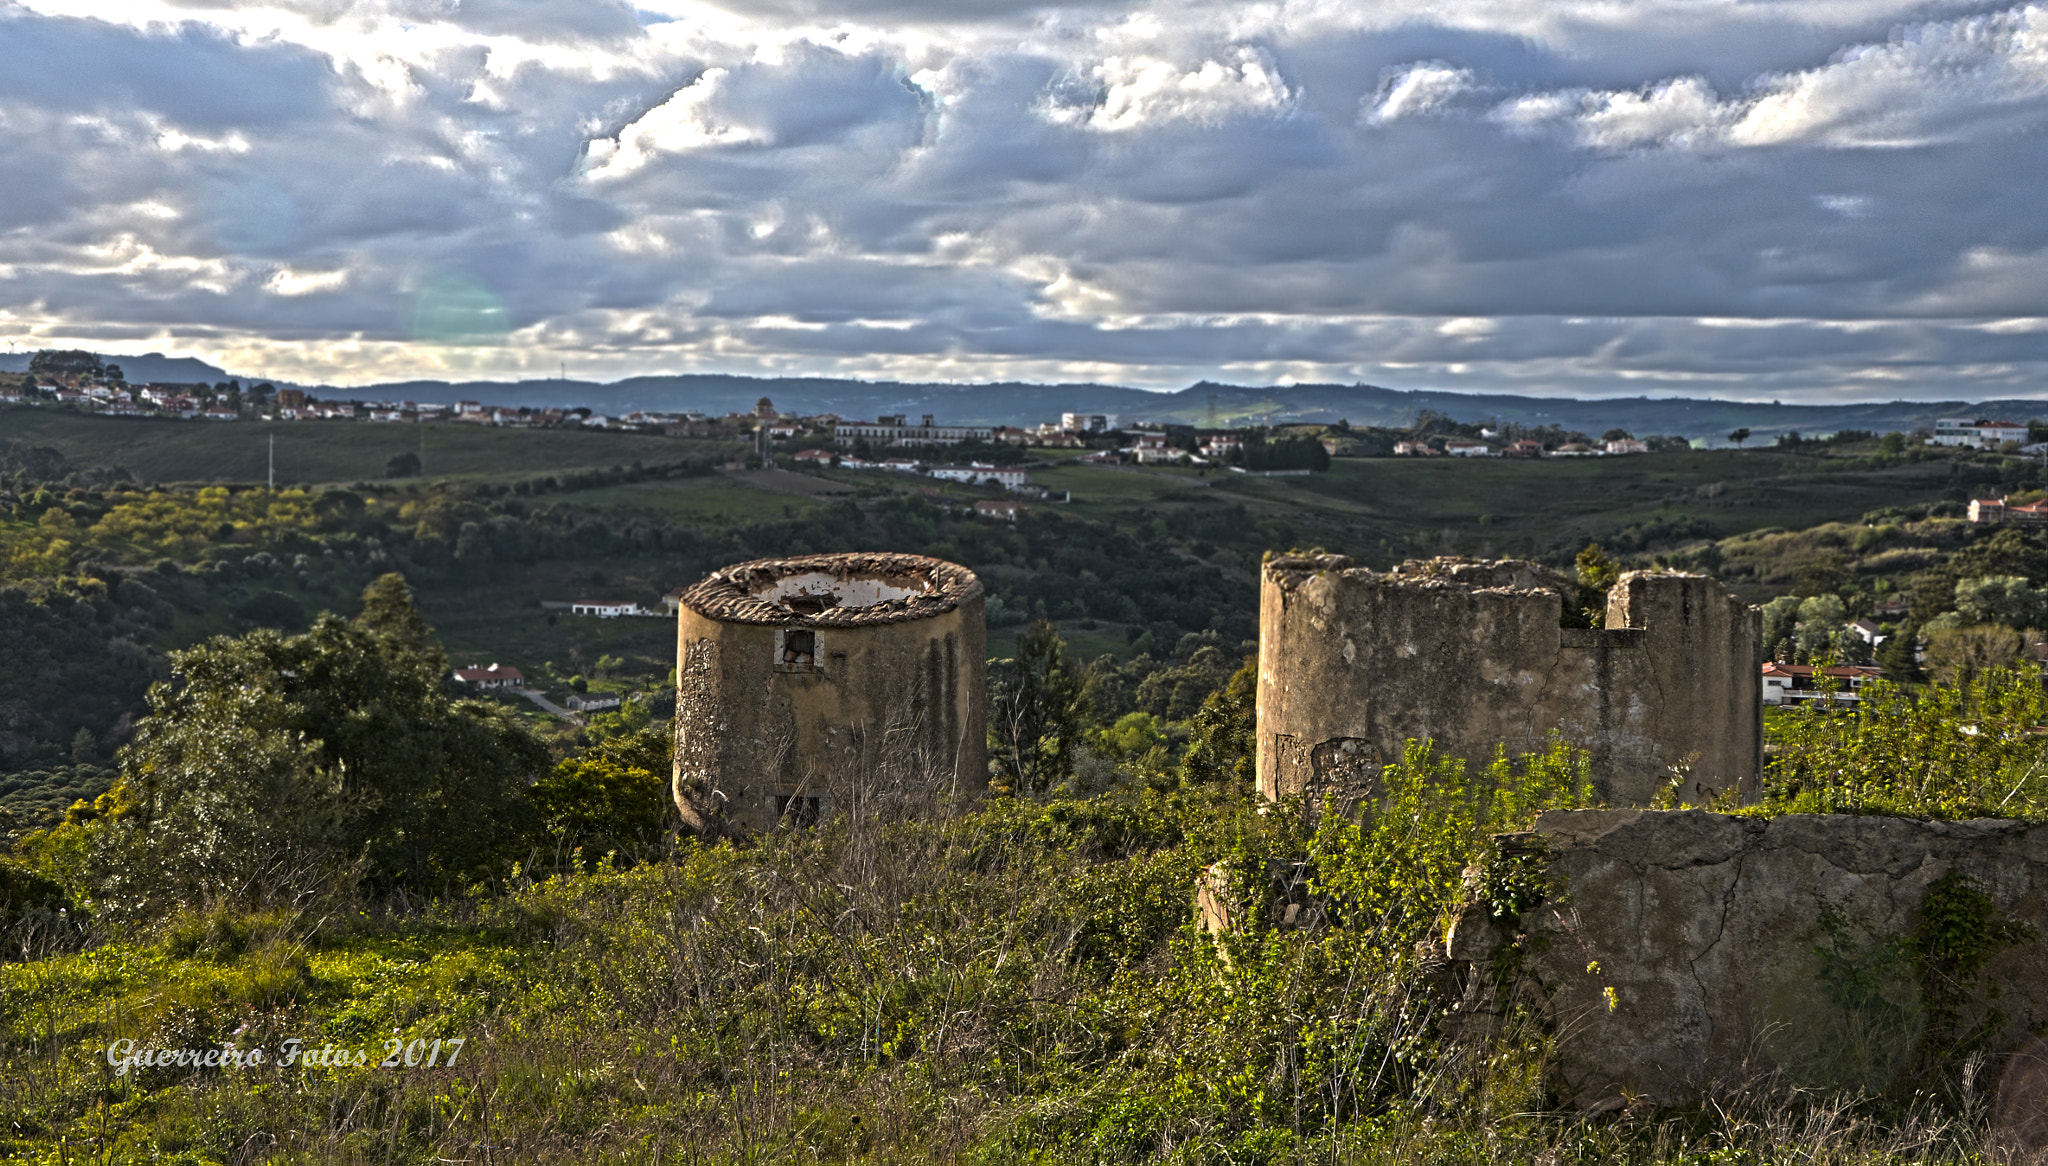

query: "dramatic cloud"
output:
1364 62 1474 124
3 0 2048 398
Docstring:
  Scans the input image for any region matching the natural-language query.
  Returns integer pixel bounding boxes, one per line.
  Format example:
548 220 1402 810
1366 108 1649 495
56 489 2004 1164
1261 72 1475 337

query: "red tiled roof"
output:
1761 663 1884 679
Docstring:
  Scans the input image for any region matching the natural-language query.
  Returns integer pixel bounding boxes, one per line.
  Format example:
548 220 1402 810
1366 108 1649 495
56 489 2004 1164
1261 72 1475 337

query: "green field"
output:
461 444 1962 574
416 558 681 683
541 475 837 526
1023 448 1961 568
0 408 730 484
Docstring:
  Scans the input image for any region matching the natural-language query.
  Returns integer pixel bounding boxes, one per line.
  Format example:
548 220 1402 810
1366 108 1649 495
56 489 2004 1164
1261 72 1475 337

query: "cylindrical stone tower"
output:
671 552 986 834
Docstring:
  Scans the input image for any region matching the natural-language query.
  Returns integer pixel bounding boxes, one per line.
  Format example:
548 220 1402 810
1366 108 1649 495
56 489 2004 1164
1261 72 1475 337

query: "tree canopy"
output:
988 621 1088 796
86 574 545 917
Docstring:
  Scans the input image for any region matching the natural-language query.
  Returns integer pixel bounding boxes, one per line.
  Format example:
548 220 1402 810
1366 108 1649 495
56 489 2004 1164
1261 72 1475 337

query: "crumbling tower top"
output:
676 552 982 627
1257 554 1760 807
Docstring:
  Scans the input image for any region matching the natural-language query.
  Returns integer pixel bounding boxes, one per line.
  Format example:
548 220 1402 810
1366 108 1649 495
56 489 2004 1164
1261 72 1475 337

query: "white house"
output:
1933 419 2030 448
929 464 1030 490
452 663 525 690
1444 440 1494 457
833 414 995 447
1970 496 2048 525
571 600 645 618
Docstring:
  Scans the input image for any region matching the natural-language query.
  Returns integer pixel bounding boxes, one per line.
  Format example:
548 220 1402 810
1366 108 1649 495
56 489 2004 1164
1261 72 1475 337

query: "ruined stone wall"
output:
1449 810 2048 1117
1256 556 1760 807
672 553 986 835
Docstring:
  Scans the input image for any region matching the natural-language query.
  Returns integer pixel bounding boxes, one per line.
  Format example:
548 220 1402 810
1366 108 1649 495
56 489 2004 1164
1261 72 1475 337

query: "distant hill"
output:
8 351 2045 439
0 351 242 385
302 375 2019 441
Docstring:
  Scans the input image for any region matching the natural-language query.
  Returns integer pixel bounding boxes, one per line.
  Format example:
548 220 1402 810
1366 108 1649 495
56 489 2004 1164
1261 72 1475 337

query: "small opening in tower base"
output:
773 794 823 828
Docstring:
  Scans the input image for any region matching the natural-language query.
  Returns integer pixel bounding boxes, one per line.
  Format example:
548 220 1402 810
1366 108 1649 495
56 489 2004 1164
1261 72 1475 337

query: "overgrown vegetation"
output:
3 419 2047 1161
1765 664 2048 819
1 590 2041 1159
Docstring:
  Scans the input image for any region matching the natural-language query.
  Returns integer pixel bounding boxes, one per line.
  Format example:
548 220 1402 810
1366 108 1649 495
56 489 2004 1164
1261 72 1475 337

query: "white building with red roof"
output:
452 663 525 689
1761 662 1884 706
1970 495 2048 525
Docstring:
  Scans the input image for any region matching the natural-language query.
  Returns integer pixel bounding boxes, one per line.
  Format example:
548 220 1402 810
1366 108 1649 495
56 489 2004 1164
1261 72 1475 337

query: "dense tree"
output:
526 723 671 863
0 578 156 774
233 589 305 628
1954 575 2048 631
356 571 439 659
86 575 545 918
1952 528 2048 585
988 621 1088 796
1239 434 1330 472
1761 593 1867 664
1572 542 1618 626
1876 620 1924 684
1178 657 1256 786
27 350 103 379
1923 625 2025 689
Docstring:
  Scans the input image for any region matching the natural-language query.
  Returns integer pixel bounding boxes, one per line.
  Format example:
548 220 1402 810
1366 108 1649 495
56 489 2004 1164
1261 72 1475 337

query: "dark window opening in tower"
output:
782 629 817 666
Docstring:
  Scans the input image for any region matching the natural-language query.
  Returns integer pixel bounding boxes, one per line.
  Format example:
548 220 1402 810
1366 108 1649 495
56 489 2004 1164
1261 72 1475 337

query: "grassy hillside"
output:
1255 447 1959 561
0 409 728 485
4 733 2035 1163
982 443 1966 569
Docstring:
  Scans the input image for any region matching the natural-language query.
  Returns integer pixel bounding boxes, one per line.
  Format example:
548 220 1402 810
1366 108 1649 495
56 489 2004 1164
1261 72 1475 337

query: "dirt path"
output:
515 688 581 723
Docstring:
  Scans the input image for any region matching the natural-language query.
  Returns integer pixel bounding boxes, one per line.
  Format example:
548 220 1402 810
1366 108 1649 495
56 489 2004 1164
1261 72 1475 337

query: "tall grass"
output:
0 754 2018 1163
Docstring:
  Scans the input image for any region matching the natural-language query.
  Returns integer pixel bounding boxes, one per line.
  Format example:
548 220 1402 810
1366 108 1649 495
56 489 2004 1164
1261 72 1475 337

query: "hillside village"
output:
19 350 2048 470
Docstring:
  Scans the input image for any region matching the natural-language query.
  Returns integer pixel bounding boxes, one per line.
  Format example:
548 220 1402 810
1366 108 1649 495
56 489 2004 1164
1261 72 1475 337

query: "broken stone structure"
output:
1257 555 1760 808
1445 810 2048 1116
671 552 986 834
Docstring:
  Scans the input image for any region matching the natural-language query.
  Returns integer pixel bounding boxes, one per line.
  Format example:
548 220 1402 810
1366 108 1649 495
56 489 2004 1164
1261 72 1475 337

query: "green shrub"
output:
1765 665 2048 819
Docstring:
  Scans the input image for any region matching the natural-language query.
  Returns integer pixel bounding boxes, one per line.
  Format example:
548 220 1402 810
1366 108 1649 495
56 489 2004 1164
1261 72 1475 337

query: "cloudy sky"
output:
5 0 2048 398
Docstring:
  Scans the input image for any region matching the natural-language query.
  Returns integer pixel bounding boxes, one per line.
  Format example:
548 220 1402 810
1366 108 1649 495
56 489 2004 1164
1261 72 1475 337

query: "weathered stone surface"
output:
672 553 986 835
1477 810 2048 1112
1256 556 1760 807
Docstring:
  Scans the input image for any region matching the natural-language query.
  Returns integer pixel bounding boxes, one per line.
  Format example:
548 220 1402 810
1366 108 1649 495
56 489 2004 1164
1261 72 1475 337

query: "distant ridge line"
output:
0 352 2035 439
